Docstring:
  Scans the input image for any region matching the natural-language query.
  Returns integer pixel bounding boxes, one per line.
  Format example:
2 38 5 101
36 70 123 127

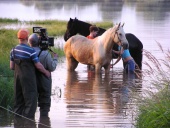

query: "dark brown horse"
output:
64 17 143 69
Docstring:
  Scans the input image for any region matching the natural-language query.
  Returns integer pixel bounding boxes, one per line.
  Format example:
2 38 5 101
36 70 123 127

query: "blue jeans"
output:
124 59 135 80
124 59 135 73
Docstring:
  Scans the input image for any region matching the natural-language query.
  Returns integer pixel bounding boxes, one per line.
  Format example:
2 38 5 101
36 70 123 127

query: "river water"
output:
0 0 170 128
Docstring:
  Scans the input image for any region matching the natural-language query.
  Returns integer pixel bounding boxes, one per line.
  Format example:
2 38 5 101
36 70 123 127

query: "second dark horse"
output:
64 18 143 69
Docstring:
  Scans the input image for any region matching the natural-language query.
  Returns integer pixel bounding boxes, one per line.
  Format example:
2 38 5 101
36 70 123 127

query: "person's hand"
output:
53 53 58 59
45 70 51 78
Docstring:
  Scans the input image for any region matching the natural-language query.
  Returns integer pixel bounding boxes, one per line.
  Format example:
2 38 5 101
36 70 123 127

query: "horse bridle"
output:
113 28 123 46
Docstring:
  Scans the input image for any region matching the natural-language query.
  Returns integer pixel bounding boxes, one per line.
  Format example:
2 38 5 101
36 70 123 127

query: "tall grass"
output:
95 21 113 30
0 18 19 23
0 18 113 37
135 43 170 128
29 20 68 36
0 29 18 109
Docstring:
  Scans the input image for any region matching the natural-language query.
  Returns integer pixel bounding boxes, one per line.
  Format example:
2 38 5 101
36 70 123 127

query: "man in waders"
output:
10 28 50 119
28 33 58 117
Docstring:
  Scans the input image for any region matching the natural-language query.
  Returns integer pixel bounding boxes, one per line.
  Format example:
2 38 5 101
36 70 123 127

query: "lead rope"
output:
0 105 50 128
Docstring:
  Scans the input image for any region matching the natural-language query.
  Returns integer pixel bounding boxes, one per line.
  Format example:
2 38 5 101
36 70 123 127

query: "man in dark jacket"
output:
28 33 58 117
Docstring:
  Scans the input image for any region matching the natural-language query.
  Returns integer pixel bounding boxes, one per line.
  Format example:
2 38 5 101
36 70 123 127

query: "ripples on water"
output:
0 60 143 128
46 60 142 128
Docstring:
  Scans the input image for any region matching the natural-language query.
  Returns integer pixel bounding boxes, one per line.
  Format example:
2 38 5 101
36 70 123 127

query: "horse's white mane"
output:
98 25 118 42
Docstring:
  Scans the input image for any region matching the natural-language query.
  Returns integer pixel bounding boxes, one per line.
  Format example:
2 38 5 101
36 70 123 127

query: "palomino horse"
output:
64 17 143 69
64 23 129 74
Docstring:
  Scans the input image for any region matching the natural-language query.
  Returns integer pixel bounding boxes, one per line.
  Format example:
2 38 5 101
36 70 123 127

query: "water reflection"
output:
110 70 141 113
1 0 170 23
63 69 142 127
14 116 36 128
136 1 170 21
0 109 13 127
12 116 51 128
38 116 51 128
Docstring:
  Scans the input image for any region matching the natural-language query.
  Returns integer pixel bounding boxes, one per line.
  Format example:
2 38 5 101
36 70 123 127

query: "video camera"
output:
33 27 54 50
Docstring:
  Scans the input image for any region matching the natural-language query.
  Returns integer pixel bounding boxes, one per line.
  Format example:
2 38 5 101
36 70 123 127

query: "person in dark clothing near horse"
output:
28 33 58 117
10 28 50 119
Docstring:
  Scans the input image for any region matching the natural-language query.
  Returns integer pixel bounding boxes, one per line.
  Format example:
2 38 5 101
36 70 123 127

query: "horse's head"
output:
64 17 103 41
64 18 79 41
113 23 129 49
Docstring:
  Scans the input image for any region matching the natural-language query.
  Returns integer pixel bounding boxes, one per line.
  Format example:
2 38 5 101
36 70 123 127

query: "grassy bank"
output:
0 18 113 108
0 29 17 109
0 18 113 36
135 46 170 128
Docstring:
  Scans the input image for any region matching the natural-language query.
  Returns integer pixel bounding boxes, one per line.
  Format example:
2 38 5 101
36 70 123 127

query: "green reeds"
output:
29 20 68 36
135 42 170 128
0 18 19 23
136 89 170 128
0 29 17 108
0 18 113 37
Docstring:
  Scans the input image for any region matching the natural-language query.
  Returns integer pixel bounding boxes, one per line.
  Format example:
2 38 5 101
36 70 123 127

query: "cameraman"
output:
28 33 58 117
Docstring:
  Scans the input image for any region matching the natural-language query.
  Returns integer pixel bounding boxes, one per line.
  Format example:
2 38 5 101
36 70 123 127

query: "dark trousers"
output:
14 60 37 118
36 71 52 116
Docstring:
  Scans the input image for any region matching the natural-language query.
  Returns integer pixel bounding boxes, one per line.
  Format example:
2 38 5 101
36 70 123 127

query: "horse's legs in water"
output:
95 63 102 74
104 66 110 74
67 57 79 71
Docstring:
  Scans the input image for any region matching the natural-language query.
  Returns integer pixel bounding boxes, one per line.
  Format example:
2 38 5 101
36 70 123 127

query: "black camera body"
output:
33 27 54 50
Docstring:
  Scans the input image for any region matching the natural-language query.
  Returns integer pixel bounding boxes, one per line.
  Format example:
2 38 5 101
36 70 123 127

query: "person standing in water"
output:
10 28 50 119
28 33 58 117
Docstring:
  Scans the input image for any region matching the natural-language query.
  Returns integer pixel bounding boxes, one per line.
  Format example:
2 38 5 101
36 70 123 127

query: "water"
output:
0 0 170 128
49 61 142 128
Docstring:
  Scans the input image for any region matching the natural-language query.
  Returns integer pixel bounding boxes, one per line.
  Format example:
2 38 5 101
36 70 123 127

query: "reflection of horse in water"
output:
109 70 142 114
64 71 142 126
64 23 129 74
65 71 96 102
64 17 143 69
65 71 111 111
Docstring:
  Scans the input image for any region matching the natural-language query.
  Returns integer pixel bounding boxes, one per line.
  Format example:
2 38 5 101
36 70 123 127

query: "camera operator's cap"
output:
17 28 29 39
